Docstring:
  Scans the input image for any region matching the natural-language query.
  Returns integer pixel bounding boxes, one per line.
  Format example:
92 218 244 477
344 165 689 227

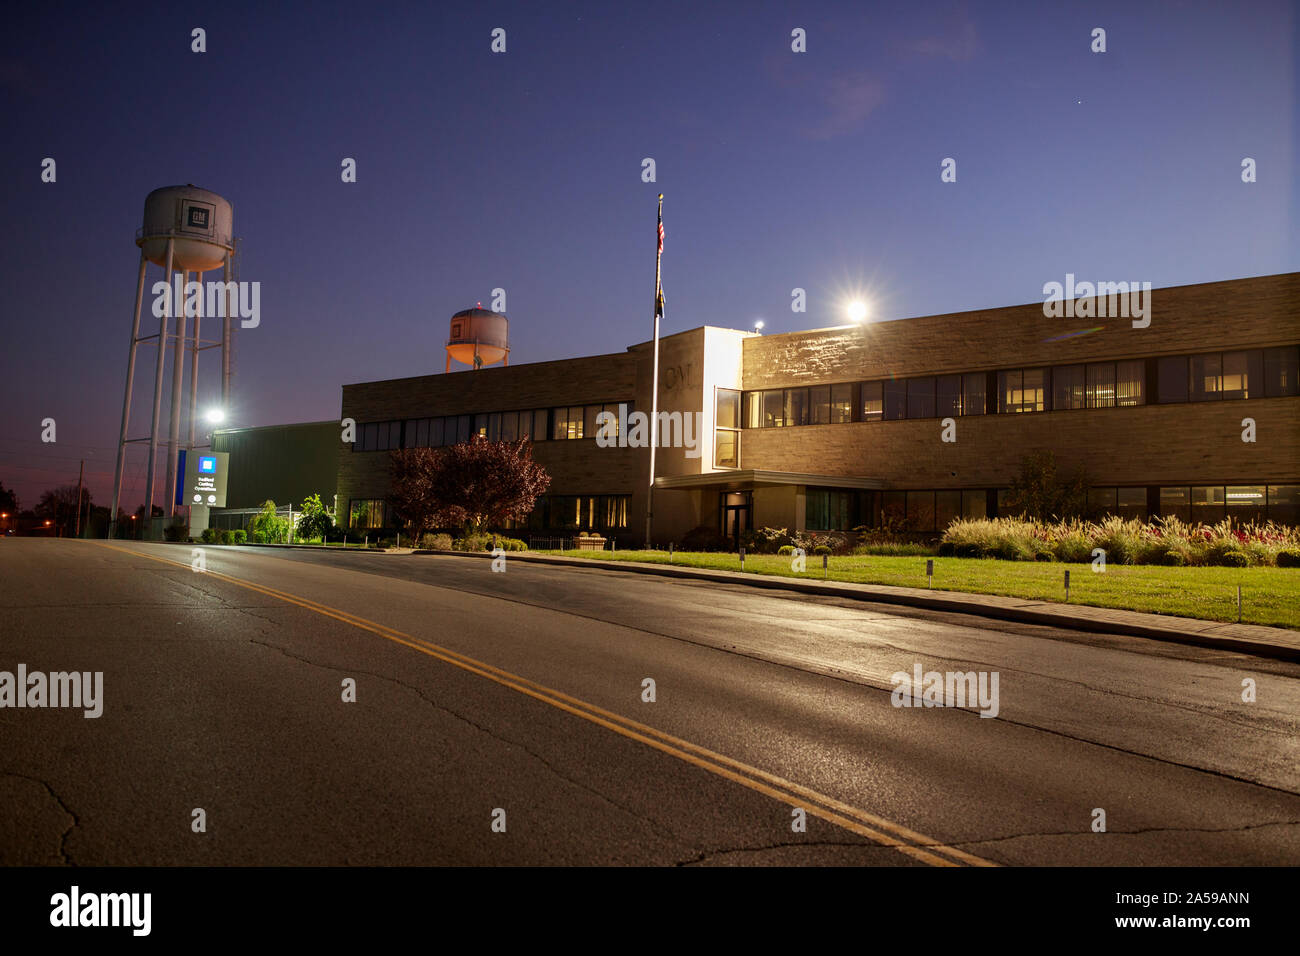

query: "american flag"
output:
657 214 664 255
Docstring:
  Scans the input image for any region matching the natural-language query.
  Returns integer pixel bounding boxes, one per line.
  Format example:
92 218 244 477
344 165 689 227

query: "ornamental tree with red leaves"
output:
388 436 551 536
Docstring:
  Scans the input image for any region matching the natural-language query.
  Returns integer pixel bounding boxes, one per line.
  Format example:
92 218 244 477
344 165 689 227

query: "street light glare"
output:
848 300 869 323
204 408 226 424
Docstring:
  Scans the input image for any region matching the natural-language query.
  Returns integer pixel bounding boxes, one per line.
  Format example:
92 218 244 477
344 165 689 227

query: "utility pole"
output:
75 459 84 538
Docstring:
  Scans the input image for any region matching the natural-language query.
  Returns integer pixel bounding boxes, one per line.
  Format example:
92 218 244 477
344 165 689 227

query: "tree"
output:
35 485 92 536
389 436 551 535
0 481 17 514
296 494 333 541
247 500 290 543
1003 450 1089 520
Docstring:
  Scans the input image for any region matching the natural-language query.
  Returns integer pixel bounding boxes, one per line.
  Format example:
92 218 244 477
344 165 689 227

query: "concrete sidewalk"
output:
413 548 1300 663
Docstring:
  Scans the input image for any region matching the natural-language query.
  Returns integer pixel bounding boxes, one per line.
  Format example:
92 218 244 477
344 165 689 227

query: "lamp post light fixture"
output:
204 407 226 425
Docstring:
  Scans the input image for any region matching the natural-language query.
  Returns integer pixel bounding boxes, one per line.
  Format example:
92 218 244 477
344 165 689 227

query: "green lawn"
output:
535 550 1300 630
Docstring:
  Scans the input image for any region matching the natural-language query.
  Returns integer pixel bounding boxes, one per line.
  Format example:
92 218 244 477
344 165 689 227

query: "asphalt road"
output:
2 538 1297 866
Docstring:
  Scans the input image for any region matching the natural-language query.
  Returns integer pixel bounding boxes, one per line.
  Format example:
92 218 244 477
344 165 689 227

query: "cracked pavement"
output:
1 537 1298 866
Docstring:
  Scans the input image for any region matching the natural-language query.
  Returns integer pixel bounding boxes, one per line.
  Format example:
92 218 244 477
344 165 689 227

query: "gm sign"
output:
179 450 230 508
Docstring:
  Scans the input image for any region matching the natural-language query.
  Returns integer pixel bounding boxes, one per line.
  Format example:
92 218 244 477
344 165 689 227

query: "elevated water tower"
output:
110 185 236 536
446 305 509 372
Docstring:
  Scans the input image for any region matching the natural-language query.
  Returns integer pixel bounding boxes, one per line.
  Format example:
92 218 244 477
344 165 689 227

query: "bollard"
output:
397 532 401 549
1064 568 1070 603
364 535 368 549
739 546 745 570
668 541 673 563
926 558 934 589
1237 584 1242 624
823 553 828 580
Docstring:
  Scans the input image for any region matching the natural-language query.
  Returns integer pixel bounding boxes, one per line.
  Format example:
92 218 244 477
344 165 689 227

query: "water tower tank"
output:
136 185 234 272
446 306 510 370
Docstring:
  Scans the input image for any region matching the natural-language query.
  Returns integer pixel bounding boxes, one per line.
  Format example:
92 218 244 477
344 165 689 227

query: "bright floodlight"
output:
754 319 765 330
204 407 226 424
848 300 869 323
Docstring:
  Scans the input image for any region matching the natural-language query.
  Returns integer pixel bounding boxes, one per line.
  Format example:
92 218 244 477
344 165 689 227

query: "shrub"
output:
740 527 793 554
956 542 984 558
777 545 794 556
419 533 454 551
1034 550 1054 562
231 529 247 544
855 541 933 556
455 533 493 552
218 529 233 545
200 527 218 544
992 539 1034 561
163 520 188 542
1052 530 1094 564
1211 549 1250 568
937 541 956 557
812 544 831 556
1277 549 1300 568
494 536 528 551
681 525 729 552
1158 548 1188 566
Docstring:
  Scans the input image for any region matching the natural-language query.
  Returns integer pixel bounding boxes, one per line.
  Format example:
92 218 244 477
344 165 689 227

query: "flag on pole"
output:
655 197 665 318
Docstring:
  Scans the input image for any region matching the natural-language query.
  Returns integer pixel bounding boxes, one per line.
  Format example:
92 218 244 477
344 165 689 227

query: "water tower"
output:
446 305 509 372
110 185 236 536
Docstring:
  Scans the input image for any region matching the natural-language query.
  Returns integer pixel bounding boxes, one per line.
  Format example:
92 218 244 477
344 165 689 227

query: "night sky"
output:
1 1 1295 512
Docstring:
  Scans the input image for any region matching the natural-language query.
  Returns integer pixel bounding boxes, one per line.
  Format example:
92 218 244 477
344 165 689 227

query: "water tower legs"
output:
108 250 149 538
221 255 232 406
144 238 175 523
188 269 202 450
164 270 189 517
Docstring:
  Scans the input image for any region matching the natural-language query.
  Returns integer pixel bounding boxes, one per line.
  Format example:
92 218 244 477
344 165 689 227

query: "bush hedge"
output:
940 516 1300 567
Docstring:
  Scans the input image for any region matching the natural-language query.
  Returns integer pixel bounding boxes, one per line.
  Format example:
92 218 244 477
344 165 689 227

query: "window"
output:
1190 354 1222 401
998 369 1045 413
715 389 740 467
1159 486 1191 521
1221 351 1263 401
810 385 830 425
455 415 472 444
1087 362 1116 408
1269 485 1300 524
1054 365 1086 410
1117 487 1147 521
1191 485 1225 523
1226 485 1266 523
995 488 1013 517
602 496 630 530
961 373 986 416
553 406 583 440
501 412 517 442
806 489 856 531
936 375 962 418
532 409 548 441
907 377 936 419
743 391 762 428
935 490 961 531
861 381 883 421
907 491 936 531
763 390 784 427
961 489 987 519
785 388 809 427
1264 346 1299 397
430 417 446 446
1157 356 1189 404
353 421 401 452
883 380 906 420
1116 359 1145 406
1087 487 1118 517
474 413 489 438
831 383 853 423
348 499 386 529
882 491 906 525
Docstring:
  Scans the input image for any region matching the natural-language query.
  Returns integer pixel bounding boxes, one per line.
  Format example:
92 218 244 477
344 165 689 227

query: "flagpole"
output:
645 193 663 549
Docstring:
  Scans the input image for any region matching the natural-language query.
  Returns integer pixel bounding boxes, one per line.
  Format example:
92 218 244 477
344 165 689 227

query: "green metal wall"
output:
211 421 339 511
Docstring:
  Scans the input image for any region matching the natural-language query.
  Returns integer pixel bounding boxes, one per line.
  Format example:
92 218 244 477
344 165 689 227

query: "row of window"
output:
742 345 1299 427
352 402 633 452
803 484 1300 531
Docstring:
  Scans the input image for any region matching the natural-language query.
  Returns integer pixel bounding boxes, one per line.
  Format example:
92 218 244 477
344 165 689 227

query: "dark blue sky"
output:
1 0 1295 510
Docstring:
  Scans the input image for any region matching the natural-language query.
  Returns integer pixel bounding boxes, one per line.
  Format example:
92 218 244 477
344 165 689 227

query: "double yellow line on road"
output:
96 541 997 867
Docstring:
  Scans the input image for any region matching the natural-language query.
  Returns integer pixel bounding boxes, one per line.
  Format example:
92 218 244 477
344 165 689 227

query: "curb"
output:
410 549 1300 663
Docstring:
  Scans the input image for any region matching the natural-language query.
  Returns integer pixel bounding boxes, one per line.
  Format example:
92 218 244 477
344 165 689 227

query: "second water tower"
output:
445 305 509 372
